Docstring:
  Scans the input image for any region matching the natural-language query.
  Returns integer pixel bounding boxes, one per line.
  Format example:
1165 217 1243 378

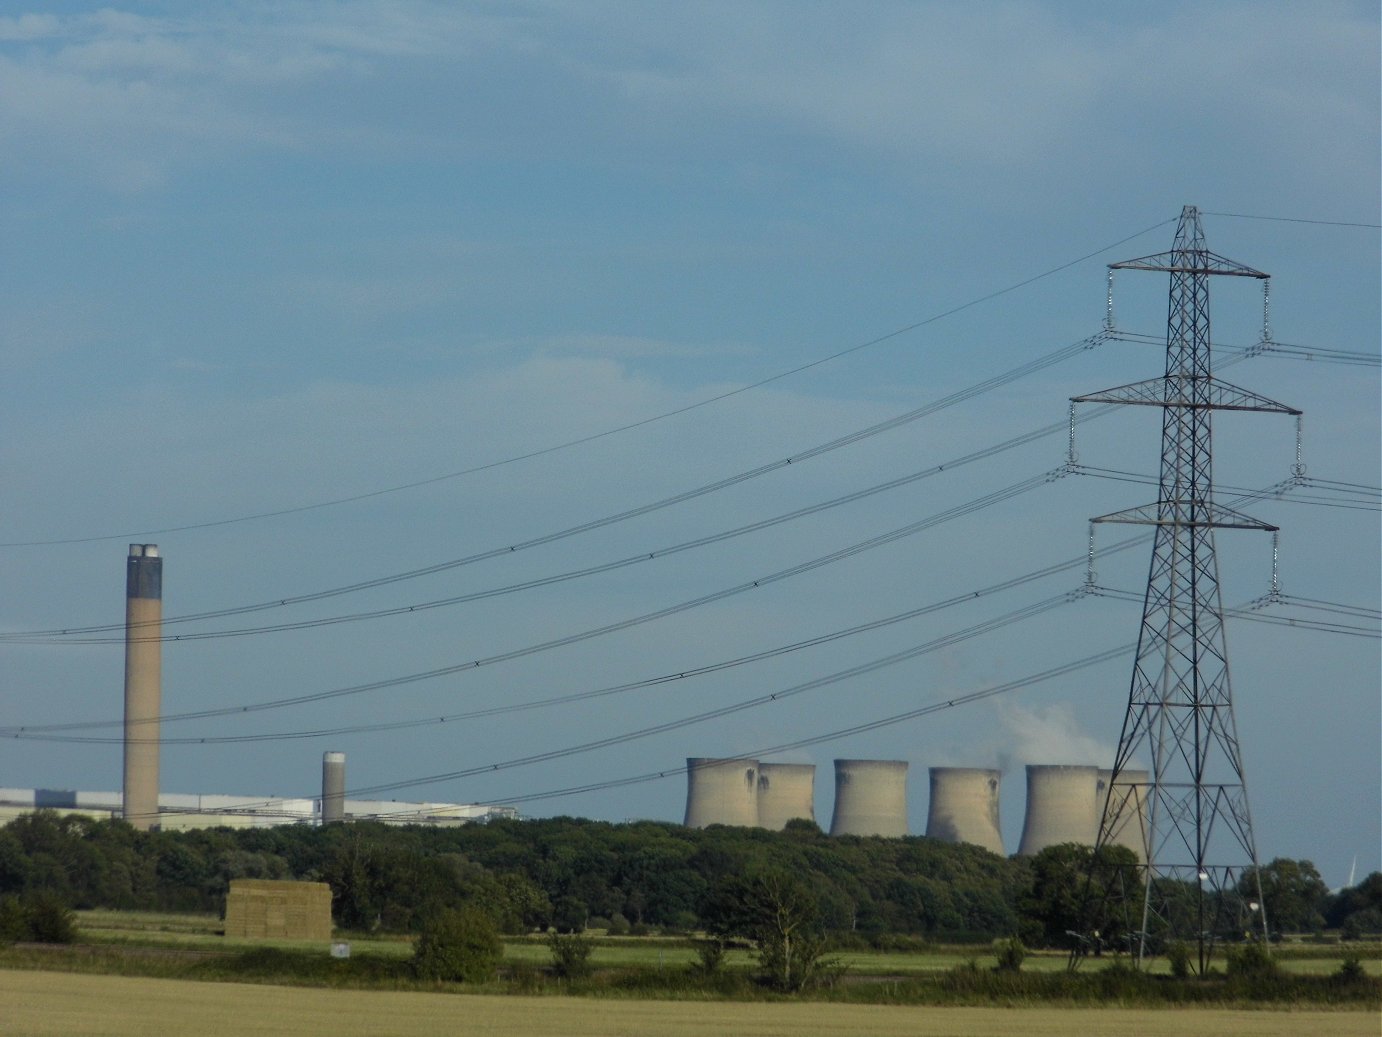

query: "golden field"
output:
3 969 1379 1037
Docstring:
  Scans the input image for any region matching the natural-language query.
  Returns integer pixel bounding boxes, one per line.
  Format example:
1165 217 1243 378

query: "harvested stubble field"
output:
4 969 1379 1037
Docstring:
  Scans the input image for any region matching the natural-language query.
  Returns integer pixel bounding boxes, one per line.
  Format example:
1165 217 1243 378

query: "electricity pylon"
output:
1071 206 1299 973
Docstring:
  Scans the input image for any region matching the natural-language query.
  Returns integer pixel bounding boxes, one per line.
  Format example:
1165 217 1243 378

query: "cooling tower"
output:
122 545 163 832
1097 768 1150 862
756 763 816 830
683 757 759 828
1017 764 1099 856
322 752 346 823
925 767 1004 855
829 759 908 837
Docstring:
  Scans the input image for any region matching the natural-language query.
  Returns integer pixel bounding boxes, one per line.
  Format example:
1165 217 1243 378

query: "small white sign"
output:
331 942 350 959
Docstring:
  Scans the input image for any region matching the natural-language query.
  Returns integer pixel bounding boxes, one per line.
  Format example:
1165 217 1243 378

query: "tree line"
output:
1 810 1376 945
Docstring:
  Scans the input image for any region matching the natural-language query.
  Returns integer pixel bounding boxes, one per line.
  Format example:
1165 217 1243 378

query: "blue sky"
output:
1 2 1377 883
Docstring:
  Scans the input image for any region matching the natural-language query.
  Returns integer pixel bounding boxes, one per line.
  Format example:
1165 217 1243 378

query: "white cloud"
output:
2 3 1372 196
0 13 61 41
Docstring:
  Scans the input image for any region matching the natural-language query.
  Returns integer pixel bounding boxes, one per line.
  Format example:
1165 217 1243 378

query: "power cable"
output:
0 463 1322 734
2 332 1110 637
19 588 1085 747
1109 330 1380 367
1088 586 1379 638
1202 211 1382 230
0 467 1073 734
266 637 1138 808
7 418 1101 644
2 220 1176 550
1069 465 1380 511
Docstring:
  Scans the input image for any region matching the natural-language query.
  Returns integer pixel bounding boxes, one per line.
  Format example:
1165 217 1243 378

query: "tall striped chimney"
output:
123 544 162 831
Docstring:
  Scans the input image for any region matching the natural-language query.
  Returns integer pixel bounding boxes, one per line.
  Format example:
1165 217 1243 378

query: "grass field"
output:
71 910 1382 977
4 969 1379 1037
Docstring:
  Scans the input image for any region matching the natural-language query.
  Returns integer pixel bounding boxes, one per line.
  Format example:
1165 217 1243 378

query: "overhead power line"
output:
4 332 1112 638
0 461 1323 736
173 637 1139 815
19 588 1087 747
8 417 1108 645
1111 330 1381 367
1203 211 1382 230
0 467 1075 735
2 220 1176 550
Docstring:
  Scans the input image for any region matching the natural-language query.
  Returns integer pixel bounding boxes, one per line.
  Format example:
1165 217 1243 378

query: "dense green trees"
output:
1017 842 1141 949
1242 858 1329 934
1325 871 1382 939
0 809 1361 949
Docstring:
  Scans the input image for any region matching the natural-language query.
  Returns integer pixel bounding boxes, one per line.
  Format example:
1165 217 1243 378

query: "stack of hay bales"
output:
224 879 332 941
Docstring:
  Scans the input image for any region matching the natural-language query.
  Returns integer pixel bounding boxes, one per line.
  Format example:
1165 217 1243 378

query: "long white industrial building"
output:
0 787 516 830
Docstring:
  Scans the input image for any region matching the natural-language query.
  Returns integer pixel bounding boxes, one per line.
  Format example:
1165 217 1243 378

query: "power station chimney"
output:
322 751 346 823
1097 767 1150 862
684 757 759 828
756 762 816 830
925 767 1004 855
1017 764 1099 856
829 759 908 837
122 544 162 831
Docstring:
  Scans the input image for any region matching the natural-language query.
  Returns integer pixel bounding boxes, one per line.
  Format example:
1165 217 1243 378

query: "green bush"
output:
25 891 77 944
1225 940 1277 979
0 891 76 944
689 938 726 977
1336 950 1366 983
0 896 27 944
547 931 594 979
1166 939 1192 979
993 936 1026 973
412 906 502 983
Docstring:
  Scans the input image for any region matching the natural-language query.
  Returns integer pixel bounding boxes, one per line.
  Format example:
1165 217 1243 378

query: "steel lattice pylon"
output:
1070 206 1299 973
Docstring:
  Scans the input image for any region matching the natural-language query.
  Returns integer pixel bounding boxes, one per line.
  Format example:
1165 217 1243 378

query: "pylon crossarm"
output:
1110 250 1269 279
1089 502 1278 531
1072 376 1299 413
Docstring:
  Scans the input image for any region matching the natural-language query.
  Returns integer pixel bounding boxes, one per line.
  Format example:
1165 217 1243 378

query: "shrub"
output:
412 906 502 983
0 896 27 944
993 936 1026 973
1336 950 1366 983
606 913 630 936
689 938 726 977
0 891 77 944
1225 940 1277 979
1166 940 1192 979
547 931 594 979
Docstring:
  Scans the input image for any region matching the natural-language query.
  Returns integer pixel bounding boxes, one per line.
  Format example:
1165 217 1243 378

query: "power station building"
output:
756 762 816 830
0 786 516 829
828 759 908 837
1016 764 1101 856
122 544 163 831
17 544 1146 846
683 757 760 828
924 767 1004 854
